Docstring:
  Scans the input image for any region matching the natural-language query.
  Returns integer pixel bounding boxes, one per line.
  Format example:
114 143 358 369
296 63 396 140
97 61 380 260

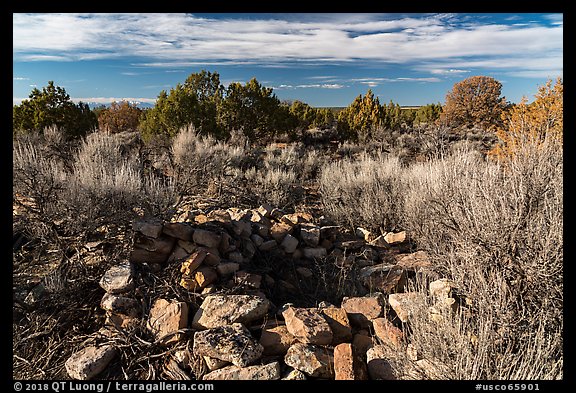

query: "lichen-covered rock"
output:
65 345 117 380
259 325 296 356
372 318 404 348
388 292 425 323
192 294 270 329
193 323 263 367
162 222 194 241
282 307 333 346
100 293 140 317
284 343 334 379
193 229 221 248
319 307 352 345
99 262 135 294
202 361 281 380
147 298 188 345
341 296 383 328
366 345 396 380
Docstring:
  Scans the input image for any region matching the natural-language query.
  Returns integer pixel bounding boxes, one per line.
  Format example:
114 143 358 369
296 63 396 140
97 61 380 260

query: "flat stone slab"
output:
192 294 270 329
202 361 281 380
283 307 333 345
99 262 135 294
193 323 263 368
147 298 188 345
284 343 335 379
65 345 117 380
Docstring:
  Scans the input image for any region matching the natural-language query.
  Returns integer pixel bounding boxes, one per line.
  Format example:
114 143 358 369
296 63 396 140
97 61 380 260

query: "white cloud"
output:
13 76 29 80
277 83 346 89
429 69 470 75
13 13 562 78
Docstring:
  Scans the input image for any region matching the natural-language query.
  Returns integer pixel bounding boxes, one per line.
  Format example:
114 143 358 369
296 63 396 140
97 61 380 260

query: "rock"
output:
257 203 274 218
250 210 270 225
129 248 171 265
227 251 244 263
407 343 419 361
388 292 425 323
177 240 197 254
134 233 176 254
352 333 374 361
234 271 262 289
280 234 299 253
147 299 188 345
284 343 334 379
415 358 448 379
168 246 191 263
300 224 321 247
105 313 139 330
282 368 307 380
259 325 296 356
24 283 47 306
372 318 404 348
281 212 312 225
355 227 375 242
199 247 221 266
270 222 293 243
395 250 432 271
428 297 459 323
218 232 234 254
252 223 270 238
133 218 163 238
99 262 135 294
193 323 263 367
193 229 222 248
282 307 333 346
334 343 369 380
429 278 456 300
295 267 314 279
180 266 217 291
100 293 140 318
207 209 231 225
302 247 327 259
180 250 207 275
320 307 352 345
203 361 281 380
162 222 194 241
203 356 230 371
359 264 406 294
384 231 406 245
216 262 240 277
192 294 270 329
232 220 252 238
320 226 340 241
250 234 264 247
270 208 286 220
65 345 117 380
341 296 383 328
366 345 396 380
259 240 277 251
368 235 390 248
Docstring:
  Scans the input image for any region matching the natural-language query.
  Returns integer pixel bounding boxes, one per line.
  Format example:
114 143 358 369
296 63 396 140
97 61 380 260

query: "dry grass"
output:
319 152 405 233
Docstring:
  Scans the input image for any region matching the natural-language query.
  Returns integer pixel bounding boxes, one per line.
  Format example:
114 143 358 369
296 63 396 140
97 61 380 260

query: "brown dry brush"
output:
398 140 562 379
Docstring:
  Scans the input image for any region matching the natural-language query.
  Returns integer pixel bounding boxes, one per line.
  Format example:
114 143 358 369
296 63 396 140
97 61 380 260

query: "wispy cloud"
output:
276 83 346 89
349 77 442 87
13 13 562 78
13 76 30 81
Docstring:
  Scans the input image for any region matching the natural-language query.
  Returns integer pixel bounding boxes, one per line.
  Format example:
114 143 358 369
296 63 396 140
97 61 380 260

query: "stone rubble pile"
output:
65 203 469 380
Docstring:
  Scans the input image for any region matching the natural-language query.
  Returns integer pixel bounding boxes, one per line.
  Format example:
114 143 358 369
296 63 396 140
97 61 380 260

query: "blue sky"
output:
13 13 563 107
